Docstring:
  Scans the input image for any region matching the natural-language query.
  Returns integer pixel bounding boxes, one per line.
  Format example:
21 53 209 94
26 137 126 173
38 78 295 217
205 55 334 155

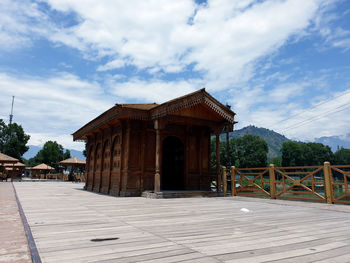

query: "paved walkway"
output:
12 182 350 263
0 182 31 263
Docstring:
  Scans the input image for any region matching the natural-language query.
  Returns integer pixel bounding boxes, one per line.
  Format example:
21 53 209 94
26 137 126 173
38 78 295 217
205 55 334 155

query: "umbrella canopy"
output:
0 152 18 164
59 157 86 166
31 163 54 170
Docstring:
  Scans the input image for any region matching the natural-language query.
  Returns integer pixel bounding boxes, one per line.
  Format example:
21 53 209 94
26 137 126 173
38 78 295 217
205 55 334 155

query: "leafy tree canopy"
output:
334 148 350 165
281 141 334 166
27 141 71 172
212 134 268 168
0 119 30 160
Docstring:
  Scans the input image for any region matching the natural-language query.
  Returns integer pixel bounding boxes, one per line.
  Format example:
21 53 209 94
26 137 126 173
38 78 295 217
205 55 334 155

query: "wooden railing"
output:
222 162 350 205
31 173 86 182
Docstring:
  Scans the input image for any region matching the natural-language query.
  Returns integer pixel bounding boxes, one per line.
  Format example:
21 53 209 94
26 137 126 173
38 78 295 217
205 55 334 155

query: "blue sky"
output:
0 0 350 151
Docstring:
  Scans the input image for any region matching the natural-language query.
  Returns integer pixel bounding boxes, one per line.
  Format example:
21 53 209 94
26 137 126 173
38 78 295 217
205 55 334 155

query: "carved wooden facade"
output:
73 89 236 196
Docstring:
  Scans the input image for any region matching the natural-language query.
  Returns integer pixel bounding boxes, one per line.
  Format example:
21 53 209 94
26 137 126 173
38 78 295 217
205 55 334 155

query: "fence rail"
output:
223 162 350 205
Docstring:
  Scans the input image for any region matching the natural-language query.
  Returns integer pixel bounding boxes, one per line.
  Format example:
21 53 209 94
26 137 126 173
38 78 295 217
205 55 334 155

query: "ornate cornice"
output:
73 88 236 141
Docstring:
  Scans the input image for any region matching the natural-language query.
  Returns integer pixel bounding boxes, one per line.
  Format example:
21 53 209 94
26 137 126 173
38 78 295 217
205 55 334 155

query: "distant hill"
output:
315 134 350 152
22 145 86 161
221 125 290 160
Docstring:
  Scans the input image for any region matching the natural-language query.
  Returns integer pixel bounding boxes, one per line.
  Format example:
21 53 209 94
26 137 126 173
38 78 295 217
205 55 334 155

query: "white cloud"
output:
0 72 114 149
42 0 326 90
107 77 201 102
97 59 127 71
0 0 51 50
233 84 350 142
1 0 349 149
28 133 85 151
269 82 307 103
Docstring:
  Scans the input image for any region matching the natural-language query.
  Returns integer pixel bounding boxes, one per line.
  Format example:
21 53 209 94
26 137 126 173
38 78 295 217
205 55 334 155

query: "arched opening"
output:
161 136 185 190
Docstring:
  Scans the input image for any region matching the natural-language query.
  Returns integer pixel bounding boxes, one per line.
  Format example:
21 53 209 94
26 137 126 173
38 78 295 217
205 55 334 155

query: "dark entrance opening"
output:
161 136 185 190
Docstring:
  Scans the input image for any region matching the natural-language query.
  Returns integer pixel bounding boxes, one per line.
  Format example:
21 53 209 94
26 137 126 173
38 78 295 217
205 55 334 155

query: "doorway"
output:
161 136 185 190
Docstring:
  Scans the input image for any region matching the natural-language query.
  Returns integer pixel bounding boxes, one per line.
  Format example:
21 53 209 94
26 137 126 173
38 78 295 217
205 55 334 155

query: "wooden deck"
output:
0 182 31 263
12 182 350 263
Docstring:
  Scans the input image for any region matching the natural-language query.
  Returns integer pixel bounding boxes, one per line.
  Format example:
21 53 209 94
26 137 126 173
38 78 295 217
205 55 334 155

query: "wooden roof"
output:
118 103 159 110
31 163 54 170
73 88 236 141
3 162 25 167
0 152 18 163
59 156 86 165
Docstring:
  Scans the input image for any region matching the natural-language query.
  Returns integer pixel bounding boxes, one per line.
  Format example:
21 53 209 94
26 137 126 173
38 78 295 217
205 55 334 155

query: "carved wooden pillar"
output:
198 129 203 190
154 119 161 192
85 137 91 190
107 125 113 194
215 132 221 193
140 124 146 192
91 133 97 191
120 120 130 196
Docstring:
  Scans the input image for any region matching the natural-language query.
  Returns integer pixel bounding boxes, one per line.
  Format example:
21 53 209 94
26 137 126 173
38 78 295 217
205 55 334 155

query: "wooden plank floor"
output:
0 182 31 263
13 182 350 263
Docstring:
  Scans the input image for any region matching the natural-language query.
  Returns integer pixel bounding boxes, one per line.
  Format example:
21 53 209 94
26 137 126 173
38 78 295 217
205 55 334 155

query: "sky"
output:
0 0 350 151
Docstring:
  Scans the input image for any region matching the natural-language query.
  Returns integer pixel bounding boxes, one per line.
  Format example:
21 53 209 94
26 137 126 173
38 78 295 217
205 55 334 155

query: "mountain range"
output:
222 125 350 161
314 135 350 152
22 145 85 161
221 125 289 160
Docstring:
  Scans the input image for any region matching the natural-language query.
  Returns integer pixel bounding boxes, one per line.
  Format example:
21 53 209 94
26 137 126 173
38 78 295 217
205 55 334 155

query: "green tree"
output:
211 135 268 168
281 141 334 166
28 141 70 172
0 119 30 160
271 156 282 167
304 142 333 165
281 141 303 166
334 148 350 165
235 135 268 168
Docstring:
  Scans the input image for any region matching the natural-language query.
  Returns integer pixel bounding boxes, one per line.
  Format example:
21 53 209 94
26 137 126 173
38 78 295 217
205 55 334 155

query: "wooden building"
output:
73 89 236 196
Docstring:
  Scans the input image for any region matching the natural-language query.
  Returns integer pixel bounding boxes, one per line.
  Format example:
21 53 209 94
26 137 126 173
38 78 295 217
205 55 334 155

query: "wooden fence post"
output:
231 166 236 196
323 161 333 204
269 164 276 199
222 166 227 196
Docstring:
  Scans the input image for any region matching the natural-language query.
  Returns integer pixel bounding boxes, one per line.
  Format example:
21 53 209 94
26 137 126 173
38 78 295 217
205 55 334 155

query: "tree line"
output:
212 135 350 168
26 141 71 172
0 119 70 172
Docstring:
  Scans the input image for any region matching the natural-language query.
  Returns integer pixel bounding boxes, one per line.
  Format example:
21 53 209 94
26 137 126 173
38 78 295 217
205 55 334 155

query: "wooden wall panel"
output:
142 171 154 191
189 135 198 171
129 131 141 169
201 134 209 170
100 140 110 194
120 122 130 196
144 132 155 170
86 144 94 191
93 143 101 192
187 173 200 190
110 133 121 196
